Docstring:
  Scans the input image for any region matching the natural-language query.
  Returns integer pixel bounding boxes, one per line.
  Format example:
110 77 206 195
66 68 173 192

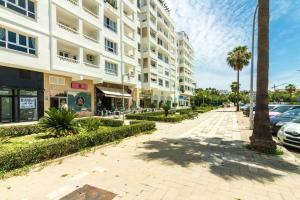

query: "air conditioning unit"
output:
129 70 135 77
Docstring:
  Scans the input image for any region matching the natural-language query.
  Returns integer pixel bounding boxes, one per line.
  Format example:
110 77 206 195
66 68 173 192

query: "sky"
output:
165 0 300 90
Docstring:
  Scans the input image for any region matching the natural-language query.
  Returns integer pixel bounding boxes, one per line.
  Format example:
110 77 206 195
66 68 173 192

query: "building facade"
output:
177 31 196 107
0 0 194 123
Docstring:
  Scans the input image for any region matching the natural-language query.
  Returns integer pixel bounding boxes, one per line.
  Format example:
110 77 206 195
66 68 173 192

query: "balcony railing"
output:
104 0 118 9
58 55 79 64
84 61 98 68
83 7 99 18
83 34 99 43
57 22 79 34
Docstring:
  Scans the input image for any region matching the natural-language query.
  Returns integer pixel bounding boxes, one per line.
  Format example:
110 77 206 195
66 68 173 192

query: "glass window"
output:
19 97 38 121
8 31 16 43
28 37 35 48
28 0 35 13
19 34 27 46
105 61 117 76
104 16 117 32
0 89 13 96
20 90 37 96
105 39 117 54
18 0 26 8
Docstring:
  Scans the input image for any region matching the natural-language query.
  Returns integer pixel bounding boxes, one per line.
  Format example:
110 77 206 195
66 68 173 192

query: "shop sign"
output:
71 82 88 90
68 92 91 113
20 98 36 109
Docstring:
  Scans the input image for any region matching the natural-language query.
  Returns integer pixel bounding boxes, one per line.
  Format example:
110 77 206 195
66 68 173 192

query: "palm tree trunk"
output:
250 0 276 152
237 70 240 111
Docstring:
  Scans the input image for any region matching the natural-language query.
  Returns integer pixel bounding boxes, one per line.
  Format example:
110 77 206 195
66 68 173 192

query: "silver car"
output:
278 117 300 148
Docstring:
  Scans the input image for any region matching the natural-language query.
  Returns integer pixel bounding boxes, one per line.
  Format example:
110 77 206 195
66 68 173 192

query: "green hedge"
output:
0 124 43 138
0 121 155 173
0 118 124 138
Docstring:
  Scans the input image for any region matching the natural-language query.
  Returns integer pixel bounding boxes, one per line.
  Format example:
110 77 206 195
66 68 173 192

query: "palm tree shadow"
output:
136 137 300 183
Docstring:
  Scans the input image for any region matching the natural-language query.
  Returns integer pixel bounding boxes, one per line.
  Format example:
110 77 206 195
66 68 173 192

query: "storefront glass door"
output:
0 97 13 123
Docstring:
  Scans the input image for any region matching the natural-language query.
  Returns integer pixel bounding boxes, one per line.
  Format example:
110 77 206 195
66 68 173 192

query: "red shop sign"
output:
71 82 88 90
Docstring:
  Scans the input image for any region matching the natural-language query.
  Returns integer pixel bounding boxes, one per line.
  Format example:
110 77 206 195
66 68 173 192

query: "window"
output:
143 73 148 83
105 39 117 54
0 27 36 55
104 16 117 33
105 61 118 76
165 81 169 88
86 54 95 63
1 0 36 19
158 79 163 86
158 52 163 60
49 76 66 86
165 71 169 76
138 74 141 81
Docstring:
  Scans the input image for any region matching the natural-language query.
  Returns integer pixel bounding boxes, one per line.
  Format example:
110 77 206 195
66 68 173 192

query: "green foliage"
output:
227 46 252 71
163 103 171 117
0 121 155 173
0 124 43 138
100 118 124 127
77 118 102 131
39 108 80 138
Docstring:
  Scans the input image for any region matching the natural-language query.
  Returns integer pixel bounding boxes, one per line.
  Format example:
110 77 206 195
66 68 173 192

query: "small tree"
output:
285 84 296 100
39 108 80 137
163 103 171 117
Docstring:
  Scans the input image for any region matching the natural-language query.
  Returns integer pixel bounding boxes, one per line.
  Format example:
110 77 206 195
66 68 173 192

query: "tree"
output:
227 46 252 111
250 0 276 152
285 84 296 99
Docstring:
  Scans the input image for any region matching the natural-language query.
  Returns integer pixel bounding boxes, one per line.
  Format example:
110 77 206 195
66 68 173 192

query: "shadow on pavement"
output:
136 137 300 183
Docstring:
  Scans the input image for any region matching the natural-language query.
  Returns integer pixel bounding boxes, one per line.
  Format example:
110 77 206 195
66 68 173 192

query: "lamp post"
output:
249 4 259 130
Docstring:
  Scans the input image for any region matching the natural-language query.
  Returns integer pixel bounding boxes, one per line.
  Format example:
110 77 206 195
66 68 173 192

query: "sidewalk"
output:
0 108 300 200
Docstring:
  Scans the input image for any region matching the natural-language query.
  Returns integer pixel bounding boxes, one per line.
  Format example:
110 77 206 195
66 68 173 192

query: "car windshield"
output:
280 109 300 117
269 106 276 110
272 106 292 113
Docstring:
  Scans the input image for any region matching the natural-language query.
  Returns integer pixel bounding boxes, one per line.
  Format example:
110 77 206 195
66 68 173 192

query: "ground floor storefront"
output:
44 74 94 117
0 66 44 123
140 89 175 108
179 95 191 107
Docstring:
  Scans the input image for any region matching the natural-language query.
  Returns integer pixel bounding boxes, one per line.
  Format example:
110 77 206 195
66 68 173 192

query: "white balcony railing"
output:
83 34 99 43
83 7 99 18
57 22 79 34
58 55 80 64
84 61 98 68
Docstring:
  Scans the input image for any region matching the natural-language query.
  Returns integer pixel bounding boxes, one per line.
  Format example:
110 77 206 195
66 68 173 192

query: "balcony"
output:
56 8 79 35
104 0 119 16
66 0 78 6
82 0 99 18
57 41 79 64
83 22 99 43
83 49 99 68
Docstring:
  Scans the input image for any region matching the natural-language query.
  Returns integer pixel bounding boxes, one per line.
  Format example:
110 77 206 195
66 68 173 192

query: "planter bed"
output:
0 120 155 173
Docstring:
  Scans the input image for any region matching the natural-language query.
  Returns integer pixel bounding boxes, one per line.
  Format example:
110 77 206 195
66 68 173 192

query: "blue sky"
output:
165 0 300 90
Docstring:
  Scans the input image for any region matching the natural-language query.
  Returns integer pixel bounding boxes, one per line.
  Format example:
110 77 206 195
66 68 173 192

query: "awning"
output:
96 86 132 98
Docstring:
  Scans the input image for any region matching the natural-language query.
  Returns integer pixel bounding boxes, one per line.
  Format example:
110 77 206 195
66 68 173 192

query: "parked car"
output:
269 105 300 118
270 109 300 135
278 117 300 149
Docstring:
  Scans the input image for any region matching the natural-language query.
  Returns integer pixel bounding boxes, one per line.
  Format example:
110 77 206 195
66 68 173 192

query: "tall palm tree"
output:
285 84 296 99
227 46 252 111
250 0 276 152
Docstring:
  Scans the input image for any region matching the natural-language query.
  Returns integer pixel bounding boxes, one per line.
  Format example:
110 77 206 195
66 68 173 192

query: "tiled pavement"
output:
1 108 300 200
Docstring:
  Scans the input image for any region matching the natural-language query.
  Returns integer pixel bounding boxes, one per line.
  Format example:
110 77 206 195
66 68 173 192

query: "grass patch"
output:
246 144 284 156
0 120 156 175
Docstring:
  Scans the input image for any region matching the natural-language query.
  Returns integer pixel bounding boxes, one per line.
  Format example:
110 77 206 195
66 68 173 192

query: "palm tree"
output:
285 84 296 99
250 0 276 152
230 82 240 106
227 46 252 111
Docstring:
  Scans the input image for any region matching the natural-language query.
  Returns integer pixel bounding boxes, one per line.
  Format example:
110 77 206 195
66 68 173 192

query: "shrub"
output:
163 103 171 117
0 121 155 173
77 118 102 131
100 118 124 127
0 124 43 138
39 108 80 137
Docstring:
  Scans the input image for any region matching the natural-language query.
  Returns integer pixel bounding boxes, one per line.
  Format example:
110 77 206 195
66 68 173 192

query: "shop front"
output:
179 95 191 107
0 66 44 123
95 83 132 115
44 74 94 117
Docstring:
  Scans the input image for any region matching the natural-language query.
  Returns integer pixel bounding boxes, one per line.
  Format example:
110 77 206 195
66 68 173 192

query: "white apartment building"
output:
0 0 192 123
177 31 196 106
138 0 178 108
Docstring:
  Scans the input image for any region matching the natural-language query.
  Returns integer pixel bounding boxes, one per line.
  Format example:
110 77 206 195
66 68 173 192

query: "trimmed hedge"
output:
0 118 124 138
0 124 43 138
0 121 155 173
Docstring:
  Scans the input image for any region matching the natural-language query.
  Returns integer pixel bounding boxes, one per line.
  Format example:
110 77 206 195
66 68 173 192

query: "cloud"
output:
165 0 297 90
165 0 255 90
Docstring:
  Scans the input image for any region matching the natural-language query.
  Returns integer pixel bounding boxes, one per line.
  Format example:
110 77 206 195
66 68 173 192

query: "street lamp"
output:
249 4 259 130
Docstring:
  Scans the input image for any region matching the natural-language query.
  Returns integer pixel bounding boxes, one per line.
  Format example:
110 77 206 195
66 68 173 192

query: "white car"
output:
278 118 300 148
